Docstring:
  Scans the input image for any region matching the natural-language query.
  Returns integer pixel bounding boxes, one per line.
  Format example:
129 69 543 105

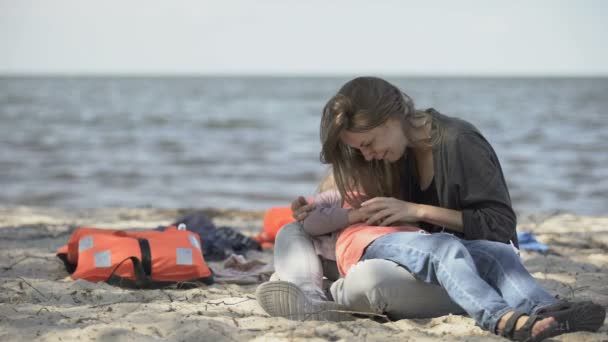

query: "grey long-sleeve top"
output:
303 108 518 247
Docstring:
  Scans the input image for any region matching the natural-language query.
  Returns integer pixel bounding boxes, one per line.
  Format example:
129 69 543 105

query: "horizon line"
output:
2 72 608 79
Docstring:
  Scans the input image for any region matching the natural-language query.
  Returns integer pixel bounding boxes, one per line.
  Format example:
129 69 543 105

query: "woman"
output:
257 77 605 341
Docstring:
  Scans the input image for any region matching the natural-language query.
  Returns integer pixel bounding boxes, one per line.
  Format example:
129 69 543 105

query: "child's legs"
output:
361 232 512 332
273 222 325 298
330 258 464 319
463 239 557 314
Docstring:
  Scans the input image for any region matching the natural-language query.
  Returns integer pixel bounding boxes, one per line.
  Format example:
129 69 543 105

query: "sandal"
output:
536 301 606 336
498 311 553 342
534 300 591 316
498 302 606 342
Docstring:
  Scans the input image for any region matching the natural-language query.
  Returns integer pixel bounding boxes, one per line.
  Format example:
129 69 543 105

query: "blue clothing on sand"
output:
361 231 557 332
517 232 549 253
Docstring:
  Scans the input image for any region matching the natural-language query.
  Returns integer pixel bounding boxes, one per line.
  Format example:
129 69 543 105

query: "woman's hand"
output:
291 196 316 224
361 197 422 226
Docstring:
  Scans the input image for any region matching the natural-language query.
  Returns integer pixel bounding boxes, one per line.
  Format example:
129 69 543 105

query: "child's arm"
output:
302 190 367 236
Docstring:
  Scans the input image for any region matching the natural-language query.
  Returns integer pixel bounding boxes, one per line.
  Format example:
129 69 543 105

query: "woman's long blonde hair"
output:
319 76 430 208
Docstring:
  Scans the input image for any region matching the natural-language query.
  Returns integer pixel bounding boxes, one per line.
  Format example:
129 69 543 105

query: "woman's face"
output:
339 117 408 163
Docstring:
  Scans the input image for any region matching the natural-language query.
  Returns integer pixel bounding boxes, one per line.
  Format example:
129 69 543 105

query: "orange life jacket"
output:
57 226 214 288
253 206 296 248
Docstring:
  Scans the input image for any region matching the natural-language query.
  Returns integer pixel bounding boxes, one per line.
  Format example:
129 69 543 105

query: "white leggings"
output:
274 222 464 319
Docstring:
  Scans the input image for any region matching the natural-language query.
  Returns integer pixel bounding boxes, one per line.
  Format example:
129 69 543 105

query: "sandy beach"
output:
0 206 606 341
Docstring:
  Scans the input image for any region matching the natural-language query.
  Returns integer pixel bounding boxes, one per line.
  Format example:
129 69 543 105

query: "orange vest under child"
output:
335 223 421 276
57 226 214 288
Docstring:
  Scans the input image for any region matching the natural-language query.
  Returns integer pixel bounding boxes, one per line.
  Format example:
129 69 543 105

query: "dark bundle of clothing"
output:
156 213 262 261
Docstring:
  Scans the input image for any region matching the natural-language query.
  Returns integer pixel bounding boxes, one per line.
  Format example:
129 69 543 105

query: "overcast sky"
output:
1 0 607 76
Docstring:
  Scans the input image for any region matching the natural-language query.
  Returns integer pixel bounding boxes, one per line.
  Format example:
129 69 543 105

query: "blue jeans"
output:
361 232 557 332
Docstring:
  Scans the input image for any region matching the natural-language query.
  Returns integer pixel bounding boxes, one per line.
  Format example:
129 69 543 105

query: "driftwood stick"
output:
17 276 48 300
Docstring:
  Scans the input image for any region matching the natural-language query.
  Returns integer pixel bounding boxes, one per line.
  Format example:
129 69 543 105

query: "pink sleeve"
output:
302 190 350 236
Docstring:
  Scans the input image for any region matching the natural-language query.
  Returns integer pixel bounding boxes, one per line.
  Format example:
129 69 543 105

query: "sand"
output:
0 206 606 341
